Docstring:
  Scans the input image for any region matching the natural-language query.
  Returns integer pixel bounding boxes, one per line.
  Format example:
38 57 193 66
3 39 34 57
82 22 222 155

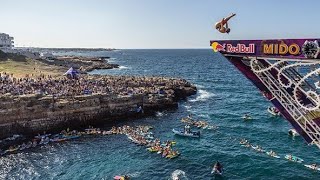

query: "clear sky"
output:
1 0 319 49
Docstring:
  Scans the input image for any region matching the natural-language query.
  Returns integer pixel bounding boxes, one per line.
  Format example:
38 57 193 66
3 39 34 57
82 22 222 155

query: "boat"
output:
288 129 300 136
267 107 280 116
304 164 320 171
285 155 304 163
63 135 81 140
266 151 280 159
172 129 200 138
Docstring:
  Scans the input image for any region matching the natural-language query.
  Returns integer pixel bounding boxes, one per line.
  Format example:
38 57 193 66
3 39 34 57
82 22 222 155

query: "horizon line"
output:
14 47 212 50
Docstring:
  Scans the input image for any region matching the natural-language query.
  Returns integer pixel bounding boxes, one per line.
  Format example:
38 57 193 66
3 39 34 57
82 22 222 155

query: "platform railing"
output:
249 58 320 147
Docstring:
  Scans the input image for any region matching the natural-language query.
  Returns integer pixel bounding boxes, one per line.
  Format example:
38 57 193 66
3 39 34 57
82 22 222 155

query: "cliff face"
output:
0 86 196 139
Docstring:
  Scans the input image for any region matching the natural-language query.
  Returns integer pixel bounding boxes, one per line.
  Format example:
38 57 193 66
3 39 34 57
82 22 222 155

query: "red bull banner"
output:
210 39 320 59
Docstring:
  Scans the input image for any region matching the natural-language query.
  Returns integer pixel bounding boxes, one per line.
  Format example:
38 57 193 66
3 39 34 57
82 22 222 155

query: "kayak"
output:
166 153 180 159
267 107 280 116
285 155 304 163
102 131 113 135
161 141 176 147
5 147 19 153
241 144 251 148
145 135 154 139
114 175 129 180
304 165 320 171
266 152 280 159
113 176 125 180
251 145 265 152
147 147 158 152
172 129 200 138
206 125 217 130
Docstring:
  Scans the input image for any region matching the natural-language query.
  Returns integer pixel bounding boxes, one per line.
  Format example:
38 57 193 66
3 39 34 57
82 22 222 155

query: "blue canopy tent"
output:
64 67 78 78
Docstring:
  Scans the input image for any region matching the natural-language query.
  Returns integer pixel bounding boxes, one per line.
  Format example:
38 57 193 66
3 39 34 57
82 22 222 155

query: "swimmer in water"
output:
215 13 236 34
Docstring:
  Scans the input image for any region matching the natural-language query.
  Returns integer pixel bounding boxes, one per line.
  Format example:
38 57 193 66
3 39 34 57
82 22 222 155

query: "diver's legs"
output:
222 13 236 25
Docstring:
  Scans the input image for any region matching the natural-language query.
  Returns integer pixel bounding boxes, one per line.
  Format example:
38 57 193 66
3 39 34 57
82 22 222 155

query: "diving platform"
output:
210 39 320 148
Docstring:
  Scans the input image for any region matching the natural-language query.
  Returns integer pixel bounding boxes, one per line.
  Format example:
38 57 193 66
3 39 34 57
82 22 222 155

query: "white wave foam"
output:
183 105 192 110
156 111 164 117
108 57 117 62
171 170 188 180
195 84 205 89
119 66 130 69
189 89 215 102
198 114 210 118
128 171 141 178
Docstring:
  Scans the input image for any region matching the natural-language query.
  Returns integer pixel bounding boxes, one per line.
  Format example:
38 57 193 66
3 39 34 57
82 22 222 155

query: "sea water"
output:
1 49 320 180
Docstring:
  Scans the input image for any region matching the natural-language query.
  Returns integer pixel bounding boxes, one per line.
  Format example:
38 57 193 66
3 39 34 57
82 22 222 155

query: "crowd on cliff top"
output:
0 72 192 97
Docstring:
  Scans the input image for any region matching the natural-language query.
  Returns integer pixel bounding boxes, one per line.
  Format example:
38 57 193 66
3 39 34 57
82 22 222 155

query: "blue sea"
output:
1 49 320 180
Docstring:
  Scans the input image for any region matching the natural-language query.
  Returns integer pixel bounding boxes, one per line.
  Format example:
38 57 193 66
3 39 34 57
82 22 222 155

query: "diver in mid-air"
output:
215 13 236 34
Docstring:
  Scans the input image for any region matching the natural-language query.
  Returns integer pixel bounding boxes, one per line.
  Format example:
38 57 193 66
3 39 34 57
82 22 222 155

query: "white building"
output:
0 33 14 50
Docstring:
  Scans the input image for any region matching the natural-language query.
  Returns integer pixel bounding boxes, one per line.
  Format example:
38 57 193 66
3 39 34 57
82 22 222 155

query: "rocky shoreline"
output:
40 56 120 73
0 75 196 140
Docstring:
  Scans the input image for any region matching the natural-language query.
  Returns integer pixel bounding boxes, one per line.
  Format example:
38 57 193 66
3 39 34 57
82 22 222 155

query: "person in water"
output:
184 124 190 134
243 113 251 119
215 13 236 34
213 161 223 174
269 150 277 156
311 163 318 169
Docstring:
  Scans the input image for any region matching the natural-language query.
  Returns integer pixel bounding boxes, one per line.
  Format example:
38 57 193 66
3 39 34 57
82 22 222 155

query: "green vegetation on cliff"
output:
0 50 66 77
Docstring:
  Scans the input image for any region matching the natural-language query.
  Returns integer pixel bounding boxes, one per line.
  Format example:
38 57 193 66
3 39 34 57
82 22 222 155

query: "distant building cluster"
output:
0 32 55 60
0 33 14 50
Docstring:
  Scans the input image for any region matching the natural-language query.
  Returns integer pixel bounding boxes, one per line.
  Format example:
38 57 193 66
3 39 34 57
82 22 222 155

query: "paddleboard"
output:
266 152 280 159
304 165 320 171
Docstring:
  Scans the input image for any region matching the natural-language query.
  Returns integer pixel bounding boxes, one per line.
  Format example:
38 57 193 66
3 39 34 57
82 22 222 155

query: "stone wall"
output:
0 86 196 139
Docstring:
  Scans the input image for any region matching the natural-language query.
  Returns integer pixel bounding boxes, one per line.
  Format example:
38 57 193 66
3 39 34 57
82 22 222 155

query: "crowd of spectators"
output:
0 72 191 98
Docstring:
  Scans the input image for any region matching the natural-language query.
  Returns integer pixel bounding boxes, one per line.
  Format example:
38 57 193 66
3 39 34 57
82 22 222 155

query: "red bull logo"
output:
211 42 225 52
211 42 255 54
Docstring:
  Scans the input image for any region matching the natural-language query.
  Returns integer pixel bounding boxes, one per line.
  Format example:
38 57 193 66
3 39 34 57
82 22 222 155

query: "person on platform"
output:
215 13 236 34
